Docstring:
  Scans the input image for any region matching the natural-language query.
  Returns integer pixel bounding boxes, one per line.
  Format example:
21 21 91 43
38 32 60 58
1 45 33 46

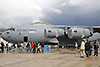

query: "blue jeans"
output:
94 48 98 56
90 48 93 56
26 47 29 51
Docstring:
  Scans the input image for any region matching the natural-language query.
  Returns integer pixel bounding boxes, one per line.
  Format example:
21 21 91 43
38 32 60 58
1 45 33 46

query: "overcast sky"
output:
0 0 100 28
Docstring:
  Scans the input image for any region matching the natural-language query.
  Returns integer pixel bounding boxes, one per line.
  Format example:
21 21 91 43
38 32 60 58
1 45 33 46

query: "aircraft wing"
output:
92 26 100 33
53 25 100 33
52 25 100 40
76 26 100 33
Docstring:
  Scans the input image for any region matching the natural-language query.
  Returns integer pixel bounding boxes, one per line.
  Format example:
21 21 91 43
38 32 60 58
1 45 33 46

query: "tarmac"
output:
0 48 100 67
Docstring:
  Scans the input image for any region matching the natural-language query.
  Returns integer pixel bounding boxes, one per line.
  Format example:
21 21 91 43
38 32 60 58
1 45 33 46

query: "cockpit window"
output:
7 27 15 31
7 28 10 31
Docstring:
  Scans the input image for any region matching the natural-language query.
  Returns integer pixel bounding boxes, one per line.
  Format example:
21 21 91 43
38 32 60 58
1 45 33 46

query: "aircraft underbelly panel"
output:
57 35 76 46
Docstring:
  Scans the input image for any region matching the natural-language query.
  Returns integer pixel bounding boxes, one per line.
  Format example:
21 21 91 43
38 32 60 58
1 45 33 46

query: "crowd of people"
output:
0 42 44 53
0 39 99 58
78 39 99 58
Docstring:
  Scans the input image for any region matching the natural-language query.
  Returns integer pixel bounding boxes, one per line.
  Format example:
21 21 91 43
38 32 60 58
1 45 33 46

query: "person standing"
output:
37 43 41 53
17 42 20 48
80 40 85 58
85 39 91 57
23 42 27 49
1 42 4 53
89 41 93 56
12 43 15 52
0 43 2 52
75 42 78 52
5 42 9 53
41 42 44 53
26 42 30 51
29 42 31 52
20 42 24 51
33 42 36 53
35 42 38 53
94 40 99 56
31 42 34 53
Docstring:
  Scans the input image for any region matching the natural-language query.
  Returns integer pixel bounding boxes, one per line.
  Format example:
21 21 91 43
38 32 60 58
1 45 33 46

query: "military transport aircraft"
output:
1 22 100 45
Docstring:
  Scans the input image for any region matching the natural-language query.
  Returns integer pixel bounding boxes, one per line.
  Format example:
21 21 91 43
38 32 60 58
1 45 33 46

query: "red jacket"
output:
31 43 34 48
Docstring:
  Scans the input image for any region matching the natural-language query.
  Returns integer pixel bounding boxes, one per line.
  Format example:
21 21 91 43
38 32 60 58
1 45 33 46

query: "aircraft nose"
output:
1 32 6 40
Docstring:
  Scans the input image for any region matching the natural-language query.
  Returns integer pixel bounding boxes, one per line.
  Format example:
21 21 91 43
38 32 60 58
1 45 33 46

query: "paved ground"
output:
0 48 100 67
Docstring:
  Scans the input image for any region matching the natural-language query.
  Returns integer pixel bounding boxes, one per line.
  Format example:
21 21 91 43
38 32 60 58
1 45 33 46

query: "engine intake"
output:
67 28 92 39
44 29 64 38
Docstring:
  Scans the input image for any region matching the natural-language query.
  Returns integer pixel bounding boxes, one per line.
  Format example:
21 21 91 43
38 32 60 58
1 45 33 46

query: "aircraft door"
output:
23 36 28 42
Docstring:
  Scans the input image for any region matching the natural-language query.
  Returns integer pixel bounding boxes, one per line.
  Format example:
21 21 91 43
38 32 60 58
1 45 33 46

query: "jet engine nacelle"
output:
44 29 64 38
67 28 92 39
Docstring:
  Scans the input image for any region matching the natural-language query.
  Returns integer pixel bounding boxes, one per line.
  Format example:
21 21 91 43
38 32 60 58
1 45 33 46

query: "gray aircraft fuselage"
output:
1 24 100 45
2 25 54 43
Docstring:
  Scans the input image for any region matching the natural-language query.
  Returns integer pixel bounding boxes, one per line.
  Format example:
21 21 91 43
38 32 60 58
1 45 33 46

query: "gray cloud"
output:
0 0 100 28
43 0 100 26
